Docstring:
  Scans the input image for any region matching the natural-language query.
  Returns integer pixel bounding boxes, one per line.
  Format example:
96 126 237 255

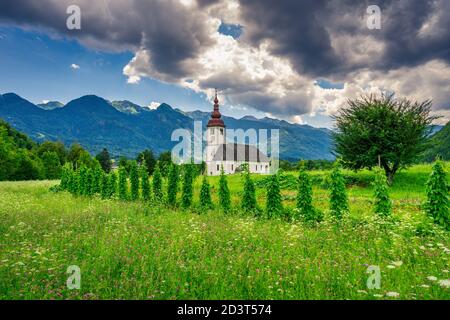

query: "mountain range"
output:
0 92 335 160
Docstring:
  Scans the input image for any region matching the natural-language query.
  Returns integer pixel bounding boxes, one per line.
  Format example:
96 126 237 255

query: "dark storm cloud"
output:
238 0 341 77
0 0 215 77
237 0 450 77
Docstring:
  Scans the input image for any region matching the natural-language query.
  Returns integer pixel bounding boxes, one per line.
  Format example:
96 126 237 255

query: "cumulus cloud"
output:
0 0 449 122
70 63 80 70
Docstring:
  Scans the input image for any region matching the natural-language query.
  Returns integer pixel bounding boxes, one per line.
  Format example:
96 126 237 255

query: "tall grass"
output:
0 163 449 300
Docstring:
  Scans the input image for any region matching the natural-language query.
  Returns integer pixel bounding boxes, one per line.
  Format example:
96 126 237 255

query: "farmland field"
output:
0 164 449 300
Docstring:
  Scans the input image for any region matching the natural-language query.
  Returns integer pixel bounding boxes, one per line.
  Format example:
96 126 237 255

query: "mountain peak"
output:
37 101 64 110
111 100 143 114
156 103 174 112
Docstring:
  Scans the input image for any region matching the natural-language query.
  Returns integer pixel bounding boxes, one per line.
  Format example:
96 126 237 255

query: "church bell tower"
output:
205 89 225 162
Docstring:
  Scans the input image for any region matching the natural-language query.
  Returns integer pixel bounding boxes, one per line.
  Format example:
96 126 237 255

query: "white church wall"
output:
207 160 270 176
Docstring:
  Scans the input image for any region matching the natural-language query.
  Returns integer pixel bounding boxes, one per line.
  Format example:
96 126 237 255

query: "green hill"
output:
422 122 450 162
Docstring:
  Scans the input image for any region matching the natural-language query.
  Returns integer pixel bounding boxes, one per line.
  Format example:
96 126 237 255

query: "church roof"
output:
212 143 270 162
207 90 225 128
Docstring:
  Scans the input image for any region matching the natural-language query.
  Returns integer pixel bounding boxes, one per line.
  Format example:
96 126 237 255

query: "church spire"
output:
207 89 225 128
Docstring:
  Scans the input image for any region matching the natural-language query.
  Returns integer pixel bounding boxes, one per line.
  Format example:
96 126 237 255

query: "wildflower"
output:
357 290 368 294
438 279 450 288
427 276 438 281
373 294 383 298
391 261 403 267
387 265 396 269
420 284 430 288
386 292 400 298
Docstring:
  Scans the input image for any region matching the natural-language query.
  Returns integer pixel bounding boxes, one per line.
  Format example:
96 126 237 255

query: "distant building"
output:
205 91 271 176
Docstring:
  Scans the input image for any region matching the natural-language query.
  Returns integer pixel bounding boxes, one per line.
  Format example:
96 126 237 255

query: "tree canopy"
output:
333 94 437 184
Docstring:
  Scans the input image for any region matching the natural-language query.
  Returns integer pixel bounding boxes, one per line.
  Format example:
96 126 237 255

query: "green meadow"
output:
0 164 449 300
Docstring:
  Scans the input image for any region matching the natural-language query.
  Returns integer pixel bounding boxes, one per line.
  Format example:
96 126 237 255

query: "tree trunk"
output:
381 161 398 185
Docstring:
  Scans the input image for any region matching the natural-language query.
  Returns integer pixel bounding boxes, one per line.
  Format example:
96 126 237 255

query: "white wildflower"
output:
392 261 403 267
386 291 400 298
438 279 450 288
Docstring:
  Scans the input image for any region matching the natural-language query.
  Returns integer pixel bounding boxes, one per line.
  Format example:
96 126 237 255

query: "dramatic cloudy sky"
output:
0 0 449 127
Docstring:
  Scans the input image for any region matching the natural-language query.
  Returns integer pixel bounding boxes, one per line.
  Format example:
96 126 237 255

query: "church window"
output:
217 164 219 171
220 128 223 135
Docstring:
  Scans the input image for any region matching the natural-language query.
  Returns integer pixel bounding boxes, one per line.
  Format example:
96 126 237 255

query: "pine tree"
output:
373 167 392 217
218 167 231 213
425 160 449 230
199 175 213 210
329 163 349 220
167 163 179 206
181 165 193 209
100 172 109 199
108 171 117 198
152 164 163 201
129 160 140 200
140 161 151 201
266 173 283 218
241 165 257 214
118 165 128 200
296 168 322 223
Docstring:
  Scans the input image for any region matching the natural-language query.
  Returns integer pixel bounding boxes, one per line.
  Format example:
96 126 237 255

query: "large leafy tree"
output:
41 151 62 179
95 148 112 173
333 94 437 184
137 149 156 176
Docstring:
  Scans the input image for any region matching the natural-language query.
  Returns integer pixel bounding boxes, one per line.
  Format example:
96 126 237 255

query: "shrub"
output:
167 163 179 206
92 164 102 194
296 168 322 223
129 160 140 200
100 172 109 199
181 165 193 209
265 173 283 219
140 161 151 201
153 164 163 201
373 167 392 217
85 168 94 196
77 165 88 196
199 175 213 210
68 168 78 195
425 160 449 230
218 167 231 213
241 165 257 214
59 163 72 190
108 172 117 198
329 163 349 220
118 165 128 200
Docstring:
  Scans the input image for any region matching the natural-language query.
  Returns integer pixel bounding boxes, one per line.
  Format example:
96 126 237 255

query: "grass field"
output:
0 164 449 300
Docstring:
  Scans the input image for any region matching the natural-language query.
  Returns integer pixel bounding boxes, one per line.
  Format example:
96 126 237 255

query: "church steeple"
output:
207 89 225 128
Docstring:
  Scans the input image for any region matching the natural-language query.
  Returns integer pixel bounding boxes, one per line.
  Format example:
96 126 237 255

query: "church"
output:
205 91 271 176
